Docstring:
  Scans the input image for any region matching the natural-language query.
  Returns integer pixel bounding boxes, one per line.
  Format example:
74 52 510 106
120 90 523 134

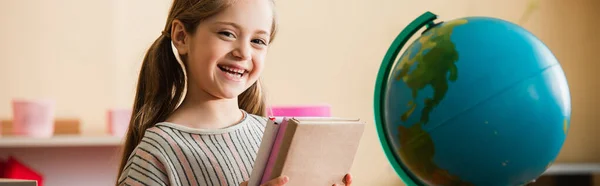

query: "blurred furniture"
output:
1 119 81 136
529 163 600 186
0 135 122 186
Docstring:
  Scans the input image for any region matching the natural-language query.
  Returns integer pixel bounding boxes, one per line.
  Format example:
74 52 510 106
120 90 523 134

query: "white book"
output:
248 119 280 186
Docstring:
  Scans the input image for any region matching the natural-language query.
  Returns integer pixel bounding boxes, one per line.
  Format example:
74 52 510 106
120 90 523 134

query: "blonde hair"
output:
116 0 277 181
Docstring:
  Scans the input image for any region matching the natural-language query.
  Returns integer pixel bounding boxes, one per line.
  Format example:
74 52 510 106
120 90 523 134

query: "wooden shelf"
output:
0 135 123 147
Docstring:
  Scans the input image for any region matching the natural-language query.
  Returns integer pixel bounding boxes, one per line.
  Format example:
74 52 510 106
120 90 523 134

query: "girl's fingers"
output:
344 173 352 185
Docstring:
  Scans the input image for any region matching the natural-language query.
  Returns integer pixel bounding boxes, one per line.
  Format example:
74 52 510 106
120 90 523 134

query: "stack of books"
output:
249 117 365 186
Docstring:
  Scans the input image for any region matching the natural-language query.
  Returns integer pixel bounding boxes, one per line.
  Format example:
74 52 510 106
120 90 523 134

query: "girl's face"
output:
175 0 273 100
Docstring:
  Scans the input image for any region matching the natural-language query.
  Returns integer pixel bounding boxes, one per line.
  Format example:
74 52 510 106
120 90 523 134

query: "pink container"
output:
267 105 332 117
12 99 56 138
108 108 132 137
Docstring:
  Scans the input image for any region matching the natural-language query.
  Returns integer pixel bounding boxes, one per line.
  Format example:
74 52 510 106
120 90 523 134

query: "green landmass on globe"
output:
396 19 467 125
394 19 474 185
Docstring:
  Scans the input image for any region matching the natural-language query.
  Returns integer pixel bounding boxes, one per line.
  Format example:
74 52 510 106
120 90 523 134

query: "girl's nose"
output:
231 42 251 61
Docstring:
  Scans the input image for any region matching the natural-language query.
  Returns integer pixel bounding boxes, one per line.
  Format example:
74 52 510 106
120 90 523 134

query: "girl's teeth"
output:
226 71 242 78
222 66 245 74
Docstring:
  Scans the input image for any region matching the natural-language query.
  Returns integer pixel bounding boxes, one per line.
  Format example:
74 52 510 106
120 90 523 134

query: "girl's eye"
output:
219 31 235 38
252 39 267 46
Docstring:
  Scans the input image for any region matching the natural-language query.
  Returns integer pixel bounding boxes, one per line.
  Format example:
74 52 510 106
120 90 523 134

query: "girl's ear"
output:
171 20 189 55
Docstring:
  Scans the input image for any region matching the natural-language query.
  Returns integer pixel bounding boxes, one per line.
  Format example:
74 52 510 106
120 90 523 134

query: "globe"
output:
374 12 571 186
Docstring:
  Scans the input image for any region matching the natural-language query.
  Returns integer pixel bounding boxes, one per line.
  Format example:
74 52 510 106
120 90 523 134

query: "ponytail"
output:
239 79 267 117
116 33 186 179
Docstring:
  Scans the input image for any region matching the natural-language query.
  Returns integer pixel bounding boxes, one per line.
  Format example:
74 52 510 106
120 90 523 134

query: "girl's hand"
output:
333 173 353 186
239 175 290 186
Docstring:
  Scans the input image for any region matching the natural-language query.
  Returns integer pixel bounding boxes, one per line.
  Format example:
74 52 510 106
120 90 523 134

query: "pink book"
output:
267 105 331 117
259 117 289 184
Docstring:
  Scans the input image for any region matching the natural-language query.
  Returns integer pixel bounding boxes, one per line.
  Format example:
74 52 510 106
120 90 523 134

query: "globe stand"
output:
374 11 438 186
423 21 444 35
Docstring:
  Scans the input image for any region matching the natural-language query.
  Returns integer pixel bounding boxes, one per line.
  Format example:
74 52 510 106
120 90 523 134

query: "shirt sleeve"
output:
117 142 170 186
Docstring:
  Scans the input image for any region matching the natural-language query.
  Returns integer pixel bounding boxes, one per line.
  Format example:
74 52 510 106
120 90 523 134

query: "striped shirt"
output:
117 111 267 186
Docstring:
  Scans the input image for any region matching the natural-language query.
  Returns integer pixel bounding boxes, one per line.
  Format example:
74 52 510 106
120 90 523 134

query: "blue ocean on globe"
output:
379 15 571 186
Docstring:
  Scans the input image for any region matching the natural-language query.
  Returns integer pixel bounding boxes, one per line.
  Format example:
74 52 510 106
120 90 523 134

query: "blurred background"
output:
0 0 598 185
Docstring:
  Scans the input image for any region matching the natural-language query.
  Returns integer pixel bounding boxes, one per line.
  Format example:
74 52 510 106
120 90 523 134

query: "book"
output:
0 179 37 186
248 118 282 186
249 117 365 186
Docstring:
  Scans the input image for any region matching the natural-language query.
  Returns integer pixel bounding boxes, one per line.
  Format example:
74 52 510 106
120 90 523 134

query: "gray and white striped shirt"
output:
118 111 267 186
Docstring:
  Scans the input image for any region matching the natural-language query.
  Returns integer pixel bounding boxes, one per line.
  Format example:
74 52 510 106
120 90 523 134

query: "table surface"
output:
544 163 600 175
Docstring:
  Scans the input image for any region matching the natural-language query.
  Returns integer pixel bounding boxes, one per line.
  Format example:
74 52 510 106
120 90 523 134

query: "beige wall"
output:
0 0 598 185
